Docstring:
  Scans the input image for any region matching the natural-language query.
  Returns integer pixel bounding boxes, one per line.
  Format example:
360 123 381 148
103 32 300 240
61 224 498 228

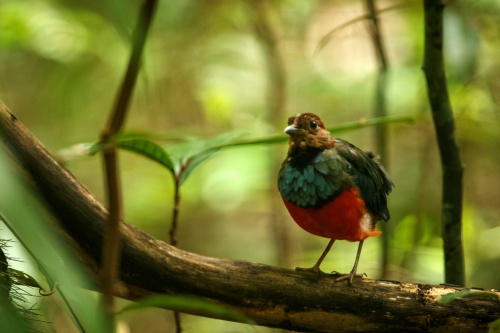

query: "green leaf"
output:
166 132 243 185
115 138 175 173
489 318 500 333
117 294 254 324
437 290 500 305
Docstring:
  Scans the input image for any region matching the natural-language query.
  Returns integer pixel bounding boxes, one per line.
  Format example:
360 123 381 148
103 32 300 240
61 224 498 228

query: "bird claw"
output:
295 266 326 274
332 271 367 285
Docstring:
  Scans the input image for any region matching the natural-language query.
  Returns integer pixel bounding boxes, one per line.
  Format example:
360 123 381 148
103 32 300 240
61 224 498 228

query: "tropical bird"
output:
278 113 394 285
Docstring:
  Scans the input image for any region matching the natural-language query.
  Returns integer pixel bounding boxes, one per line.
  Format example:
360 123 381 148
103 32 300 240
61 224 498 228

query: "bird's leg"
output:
295 239 335 274
335 240 367 285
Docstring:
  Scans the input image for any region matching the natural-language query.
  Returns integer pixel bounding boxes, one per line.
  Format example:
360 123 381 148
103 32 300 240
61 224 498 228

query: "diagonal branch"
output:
422 0 465 286
0 102 497 332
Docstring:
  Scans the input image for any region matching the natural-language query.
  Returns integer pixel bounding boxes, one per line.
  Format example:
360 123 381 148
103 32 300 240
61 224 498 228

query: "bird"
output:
277 113 394 285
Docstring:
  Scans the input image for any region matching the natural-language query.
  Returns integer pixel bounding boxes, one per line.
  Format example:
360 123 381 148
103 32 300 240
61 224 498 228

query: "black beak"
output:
284 125 300 135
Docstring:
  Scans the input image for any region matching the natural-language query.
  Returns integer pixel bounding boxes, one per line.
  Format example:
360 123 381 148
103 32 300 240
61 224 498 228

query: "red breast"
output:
282 187 382 242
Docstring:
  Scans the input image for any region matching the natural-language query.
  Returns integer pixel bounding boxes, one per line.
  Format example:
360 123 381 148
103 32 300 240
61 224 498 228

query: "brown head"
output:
283 113 335 168
285 113 334 149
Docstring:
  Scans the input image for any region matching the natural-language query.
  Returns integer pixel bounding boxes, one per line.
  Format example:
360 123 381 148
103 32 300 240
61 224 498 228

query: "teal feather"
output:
278 151 350 207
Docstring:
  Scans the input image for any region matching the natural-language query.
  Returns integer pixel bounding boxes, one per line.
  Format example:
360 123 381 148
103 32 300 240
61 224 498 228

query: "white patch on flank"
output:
360 213 373 233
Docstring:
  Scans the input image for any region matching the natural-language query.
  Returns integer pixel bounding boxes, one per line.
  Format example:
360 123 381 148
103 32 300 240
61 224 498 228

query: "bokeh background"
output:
1 0 500 332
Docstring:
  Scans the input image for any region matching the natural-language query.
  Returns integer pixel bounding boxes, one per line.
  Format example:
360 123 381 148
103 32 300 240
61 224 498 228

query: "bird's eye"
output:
310 120 317 130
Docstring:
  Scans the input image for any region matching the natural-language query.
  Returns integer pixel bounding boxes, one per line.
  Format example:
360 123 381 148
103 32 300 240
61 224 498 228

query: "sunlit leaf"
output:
117 294 254 324
437 290 500 305
115 138 175 173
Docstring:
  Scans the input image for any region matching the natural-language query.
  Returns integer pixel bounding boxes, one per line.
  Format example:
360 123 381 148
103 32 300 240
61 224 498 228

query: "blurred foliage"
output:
1 0 500 332
437 289 499 305
0 153 111 332
117 294 254 324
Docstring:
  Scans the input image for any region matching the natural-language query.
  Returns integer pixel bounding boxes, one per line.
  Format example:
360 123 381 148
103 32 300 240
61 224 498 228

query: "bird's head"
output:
285 113 326 135
284 113 334 154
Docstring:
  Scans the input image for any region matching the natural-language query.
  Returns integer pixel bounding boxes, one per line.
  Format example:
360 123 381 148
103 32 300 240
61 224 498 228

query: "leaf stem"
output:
169 179 181 247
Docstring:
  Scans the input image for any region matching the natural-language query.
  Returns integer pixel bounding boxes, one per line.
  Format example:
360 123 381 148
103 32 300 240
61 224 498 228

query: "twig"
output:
422 0 465 286
99 0 158 317
170 167 185 333
169 180 181 248
169 161 188 248
363 0 390 278
314 3 408 56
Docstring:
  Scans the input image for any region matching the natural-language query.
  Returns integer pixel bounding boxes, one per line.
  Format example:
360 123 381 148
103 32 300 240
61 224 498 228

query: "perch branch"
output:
0 102 497 333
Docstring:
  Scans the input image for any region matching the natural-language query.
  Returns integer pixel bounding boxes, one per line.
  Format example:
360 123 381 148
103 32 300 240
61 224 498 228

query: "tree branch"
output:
422 0 465 286
0 102 497 332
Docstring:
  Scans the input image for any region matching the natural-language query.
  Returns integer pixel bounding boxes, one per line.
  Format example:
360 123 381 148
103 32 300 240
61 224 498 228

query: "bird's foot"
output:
331 270 367 285
295 265 326 274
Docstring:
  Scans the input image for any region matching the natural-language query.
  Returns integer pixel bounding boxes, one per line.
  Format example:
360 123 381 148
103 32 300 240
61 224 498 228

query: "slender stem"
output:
169 180 181 247
422 0 465 286
99 0 158 318
170 175 182 332
169 162 188 332
314 3 407 56
100 148 122 318
173 312 182 333
363 0 390 279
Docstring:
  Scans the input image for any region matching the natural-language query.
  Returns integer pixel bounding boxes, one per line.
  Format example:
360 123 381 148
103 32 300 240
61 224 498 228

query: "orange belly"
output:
282 188 381 241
